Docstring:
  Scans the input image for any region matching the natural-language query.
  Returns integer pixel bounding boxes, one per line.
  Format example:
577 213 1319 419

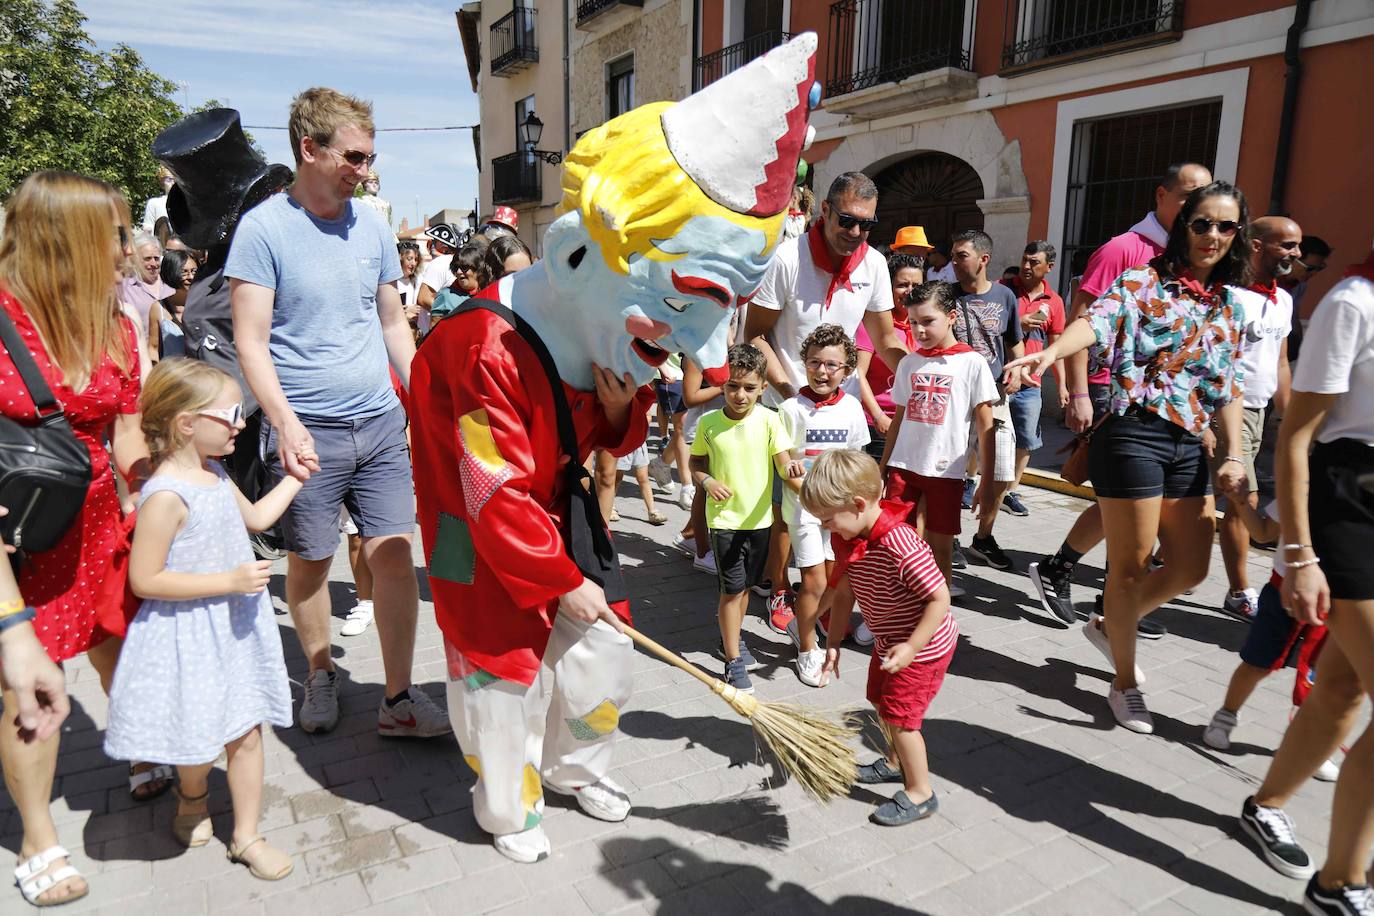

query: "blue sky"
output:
85 0 481 229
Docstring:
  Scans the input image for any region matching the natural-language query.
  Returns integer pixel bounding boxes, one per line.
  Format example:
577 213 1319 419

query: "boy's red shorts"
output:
884 467 964 536
867 646 953 731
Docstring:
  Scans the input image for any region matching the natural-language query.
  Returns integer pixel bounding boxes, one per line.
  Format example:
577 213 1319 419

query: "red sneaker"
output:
817 609 857 640
767 590 795 634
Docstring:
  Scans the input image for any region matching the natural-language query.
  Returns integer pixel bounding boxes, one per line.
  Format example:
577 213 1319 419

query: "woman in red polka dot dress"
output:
0 172 155 908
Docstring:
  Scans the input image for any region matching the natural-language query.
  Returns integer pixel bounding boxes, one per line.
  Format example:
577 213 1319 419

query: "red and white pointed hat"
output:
662 32 819 218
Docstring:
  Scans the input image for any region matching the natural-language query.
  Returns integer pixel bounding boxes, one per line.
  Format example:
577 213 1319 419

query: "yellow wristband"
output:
0 597 26 618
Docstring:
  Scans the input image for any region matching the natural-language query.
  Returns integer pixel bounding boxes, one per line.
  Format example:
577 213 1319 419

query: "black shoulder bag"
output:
448 297 627 603
0 309 93 554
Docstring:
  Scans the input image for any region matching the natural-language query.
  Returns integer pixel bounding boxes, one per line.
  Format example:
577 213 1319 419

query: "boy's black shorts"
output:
1240 580 1303 669
710 528 771 596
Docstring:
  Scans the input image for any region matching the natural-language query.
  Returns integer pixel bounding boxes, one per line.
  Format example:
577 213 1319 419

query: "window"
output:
515 94 535 153
607 54 635 121
1059 100 1221 294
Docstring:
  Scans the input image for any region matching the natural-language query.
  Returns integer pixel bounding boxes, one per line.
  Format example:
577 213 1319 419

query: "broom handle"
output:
621 624 723 691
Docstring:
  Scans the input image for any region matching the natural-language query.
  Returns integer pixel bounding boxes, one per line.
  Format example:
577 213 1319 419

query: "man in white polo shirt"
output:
744 170 908 629
1213 215 1299 622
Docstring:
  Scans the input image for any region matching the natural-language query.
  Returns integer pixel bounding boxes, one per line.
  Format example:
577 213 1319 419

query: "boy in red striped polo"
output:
804 449 956 827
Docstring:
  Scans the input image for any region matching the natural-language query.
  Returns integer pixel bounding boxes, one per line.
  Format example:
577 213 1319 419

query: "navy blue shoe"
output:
1001 491 1030 516
871 790 938 826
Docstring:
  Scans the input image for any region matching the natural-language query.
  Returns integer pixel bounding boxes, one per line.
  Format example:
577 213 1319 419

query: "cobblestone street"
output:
5 483 1363 915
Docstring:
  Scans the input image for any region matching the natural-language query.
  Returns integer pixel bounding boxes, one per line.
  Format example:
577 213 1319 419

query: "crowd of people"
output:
0 77 1370 916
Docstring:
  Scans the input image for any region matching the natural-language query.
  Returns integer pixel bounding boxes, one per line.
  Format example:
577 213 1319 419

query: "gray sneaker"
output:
300 669 340 733
723 656 754 694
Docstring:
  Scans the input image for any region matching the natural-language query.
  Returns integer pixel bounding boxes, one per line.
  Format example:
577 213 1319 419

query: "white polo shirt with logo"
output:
1228 284 1293 408
750 233 892 405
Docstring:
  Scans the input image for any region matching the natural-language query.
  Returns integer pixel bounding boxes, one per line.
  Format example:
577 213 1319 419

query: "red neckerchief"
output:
916 342 975 358
827 502 906 588
1174 268 1225 307
1344 249 1374 283
788 208 804 217
1248 279 1278 303
799 386 845 408
806 222 867 310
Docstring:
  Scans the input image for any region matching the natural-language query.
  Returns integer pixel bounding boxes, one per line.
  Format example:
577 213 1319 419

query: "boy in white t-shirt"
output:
880 282 999 585
778 325 871 686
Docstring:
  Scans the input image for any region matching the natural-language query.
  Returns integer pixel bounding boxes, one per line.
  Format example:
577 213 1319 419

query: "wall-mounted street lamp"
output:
520 112 563 165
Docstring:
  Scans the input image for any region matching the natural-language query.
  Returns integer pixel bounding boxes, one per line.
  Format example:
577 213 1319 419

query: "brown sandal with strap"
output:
226 836 293 881
172 786 212 848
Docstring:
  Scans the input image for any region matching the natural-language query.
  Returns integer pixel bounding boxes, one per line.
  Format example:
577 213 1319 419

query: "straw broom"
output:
622 624 858 802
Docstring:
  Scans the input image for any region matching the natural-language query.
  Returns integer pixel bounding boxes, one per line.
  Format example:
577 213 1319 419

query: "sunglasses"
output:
1187 218 1240 237
1297 259 1327 273
830 208 879 233
198 404 244 426
323 143 378 169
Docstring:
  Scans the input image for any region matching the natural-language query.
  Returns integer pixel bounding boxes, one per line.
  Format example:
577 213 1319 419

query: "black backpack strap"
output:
446 296 626 604
0 306 63 418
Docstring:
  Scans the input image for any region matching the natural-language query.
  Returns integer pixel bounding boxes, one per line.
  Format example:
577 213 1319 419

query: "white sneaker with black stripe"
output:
1303 876 1373 915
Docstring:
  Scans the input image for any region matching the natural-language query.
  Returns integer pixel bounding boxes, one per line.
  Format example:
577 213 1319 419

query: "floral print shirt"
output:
1089 263 1247 434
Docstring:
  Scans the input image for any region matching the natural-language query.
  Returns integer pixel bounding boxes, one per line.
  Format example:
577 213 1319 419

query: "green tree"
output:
0 0 182 207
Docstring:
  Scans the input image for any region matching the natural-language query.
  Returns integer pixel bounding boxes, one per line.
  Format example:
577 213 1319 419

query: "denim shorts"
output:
1240 579 1304 669
1088 406 1210 500
655 379 686 416
262 404 415 560
1009 386 1043 452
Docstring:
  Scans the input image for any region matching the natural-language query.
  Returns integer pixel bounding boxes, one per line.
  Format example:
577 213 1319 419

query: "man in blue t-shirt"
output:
227 87 448 739
950 229 1025 574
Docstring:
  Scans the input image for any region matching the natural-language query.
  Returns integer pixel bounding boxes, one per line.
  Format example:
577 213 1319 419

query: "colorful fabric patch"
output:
462 669 501 691
463 754 481 778
566 698 620 741
521 763 543 829
429 513 475 585
458 409 515 520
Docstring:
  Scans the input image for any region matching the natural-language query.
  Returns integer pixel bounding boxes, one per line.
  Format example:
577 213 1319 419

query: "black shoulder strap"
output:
0 305 63 417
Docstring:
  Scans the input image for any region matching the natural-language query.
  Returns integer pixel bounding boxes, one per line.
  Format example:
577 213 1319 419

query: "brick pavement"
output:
2 484 1364 915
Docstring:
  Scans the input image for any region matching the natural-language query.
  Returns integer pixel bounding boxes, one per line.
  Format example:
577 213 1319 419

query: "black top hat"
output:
152 108 294 250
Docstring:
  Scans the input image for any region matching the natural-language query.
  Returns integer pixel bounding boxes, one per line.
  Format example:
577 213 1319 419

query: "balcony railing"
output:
490 6 538 76
492 152 540 205
827 0 973 98
1001 0 1184 73
694 30 792 91
576 0 643 28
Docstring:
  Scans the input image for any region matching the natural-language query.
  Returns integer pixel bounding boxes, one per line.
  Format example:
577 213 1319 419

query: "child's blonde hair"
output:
140 359 236 467
800 449 882 517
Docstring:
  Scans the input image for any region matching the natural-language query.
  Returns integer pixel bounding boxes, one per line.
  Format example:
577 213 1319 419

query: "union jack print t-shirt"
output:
887 350 999 479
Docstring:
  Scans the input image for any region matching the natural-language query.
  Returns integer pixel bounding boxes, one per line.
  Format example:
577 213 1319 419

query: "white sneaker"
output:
300 669 340 733
671 534 695 556
378 686 452 738
647 456 673 489
548 777 631 822
1313 757 1341 782
795 647 826 687
340 599 374 636
853 621 875 647
1108 686 1154 734
494 825 551 864
678 483 695 510
693 550 717 574
1203 708 1238 750
1083 614 1145 685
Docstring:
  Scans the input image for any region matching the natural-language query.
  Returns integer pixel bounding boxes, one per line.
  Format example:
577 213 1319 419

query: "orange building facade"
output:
695 0 1374 308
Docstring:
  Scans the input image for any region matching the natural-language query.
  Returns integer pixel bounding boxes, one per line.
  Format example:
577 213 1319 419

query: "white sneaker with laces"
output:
300 669 340 733
1313 757 1341 782
378 686 452 738
494 825 551 864
548 777 631 822
693 550 717 574
853 621 874 647
1083 614 1145 685
1108 686 1154 734
796 647 826 687
1203 707 1238 750
678 483 695 510
340 599 374 637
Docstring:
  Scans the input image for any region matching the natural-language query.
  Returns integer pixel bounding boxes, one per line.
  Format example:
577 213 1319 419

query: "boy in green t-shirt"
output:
690 344 800 693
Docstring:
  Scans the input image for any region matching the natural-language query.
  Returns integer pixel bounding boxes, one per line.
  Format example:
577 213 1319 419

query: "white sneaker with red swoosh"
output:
378 687 452 738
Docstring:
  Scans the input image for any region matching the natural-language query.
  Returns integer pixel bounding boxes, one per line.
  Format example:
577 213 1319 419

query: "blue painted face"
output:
522 212 777 390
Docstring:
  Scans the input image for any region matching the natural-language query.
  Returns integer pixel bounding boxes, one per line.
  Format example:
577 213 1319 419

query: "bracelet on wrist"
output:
1287 557 1321 570
0 607 37 633
0 597 25 618
1281 543 1313 553
1069 393 1091 400
1223 456 1246 465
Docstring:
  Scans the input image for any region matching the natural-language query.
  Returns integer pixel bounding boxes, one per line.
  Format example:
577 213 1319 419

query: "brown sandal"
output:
172 787 212 848
226 836 293 881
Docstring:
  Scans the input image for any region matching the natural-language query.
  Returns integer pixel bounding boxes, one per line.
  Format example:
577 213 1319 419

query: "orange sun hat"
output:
893 226 933 254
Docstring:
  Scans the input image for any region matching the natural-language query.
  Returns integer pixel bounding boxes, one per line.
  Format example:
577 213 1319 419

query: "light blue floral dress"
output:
104 462 292 765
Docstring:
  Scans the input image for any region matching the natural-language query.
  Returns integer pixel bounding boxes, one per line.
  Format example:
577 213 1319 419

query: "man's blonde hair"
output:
289 87 375 165
800 449 882 517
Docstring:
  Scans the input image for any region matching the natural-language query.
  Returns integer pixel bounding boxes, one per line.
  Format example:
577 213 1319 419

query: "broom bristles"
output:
749 701 858 803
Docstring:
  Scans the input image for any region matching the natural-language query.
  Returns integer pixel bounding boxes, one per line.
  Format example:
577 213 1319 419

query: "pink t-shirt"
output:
855 317 916 420
1078 213 1168 384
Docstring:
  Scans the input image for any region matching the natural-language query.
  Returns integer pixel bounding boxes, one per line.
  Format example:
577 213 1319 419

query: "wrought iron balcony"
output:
826 0 973 99
694 30 792 91
576 0 643 29
490 6 538 77
1002 0 1184 74
492 152 541 205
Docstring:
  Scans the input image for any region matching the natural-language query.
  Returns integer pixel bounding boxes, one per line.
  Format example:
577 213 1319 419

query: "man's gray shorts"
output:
262 404 414 561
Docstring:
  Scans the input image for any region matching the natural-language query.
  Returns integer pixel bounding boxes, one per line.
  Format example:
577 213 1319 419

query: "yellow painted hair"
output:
559 102 785 275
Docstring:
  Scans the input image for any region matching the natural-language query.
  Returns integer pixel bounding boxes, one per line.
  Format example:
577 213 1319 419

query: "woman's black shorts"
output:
1088 406 1211 500
1310 438 1374 601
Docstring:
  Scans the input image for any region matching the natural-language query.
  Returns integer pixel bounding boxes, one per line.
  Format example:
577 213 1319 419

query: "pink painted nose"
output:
625 315 672 339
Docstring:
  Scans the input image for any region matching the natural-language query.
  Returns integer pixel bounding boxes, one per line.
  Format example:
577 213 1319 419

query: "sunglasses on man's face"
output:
1297 259 1327 273
323 143 378 169
198 404 244 426
1187 218 1240 237
829 208 879 233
